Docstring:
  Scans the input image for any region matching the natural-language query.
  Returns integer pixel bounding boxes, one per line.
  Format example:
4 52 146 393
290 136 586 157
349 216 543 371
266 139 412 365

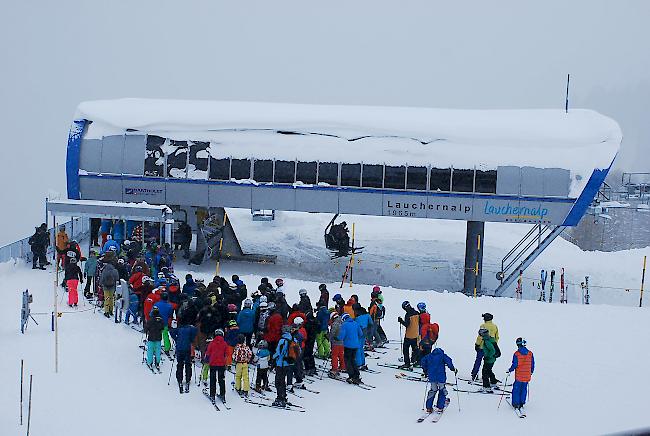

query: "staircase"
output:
494 224 566 296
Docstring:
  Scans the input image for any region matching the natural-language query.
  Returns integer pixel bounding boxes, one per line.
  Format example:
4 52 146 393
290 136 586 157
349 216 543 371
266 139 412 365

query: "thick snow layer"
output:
76 99 621 192
2 261 649 436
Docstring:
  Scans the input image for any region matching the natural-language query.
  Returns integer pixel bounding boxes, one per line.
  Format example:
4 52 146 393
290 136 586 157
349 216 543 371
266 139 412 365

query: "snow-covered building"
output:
66 99 622 294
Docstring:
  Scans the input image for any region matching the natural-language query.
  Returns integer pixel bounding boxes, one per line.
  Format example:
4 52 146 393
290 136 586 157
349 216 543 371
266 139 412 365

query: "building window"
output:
362 164 383 188
274 160 295 184
166 140 188 178
296 161 317 185
253 159 273 183
144 135 165 177
209 157 230 180
452 168 475 192
384 165 406 189
188 141 209 179
430 168 451 191
317 162 338 186
475 170 497 194
407 166 427 191
231 159 251 180
341 163 361 187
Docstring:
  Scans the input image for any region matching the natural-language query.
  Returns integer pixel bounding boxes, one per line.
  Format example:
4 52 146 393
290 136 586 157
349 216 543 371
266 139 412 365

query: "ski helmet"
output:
267 302 276 310
332 293 342 302
319 284 327 291
257 340 268 349
482 313 494 321
243 298 253 307
401 301 411 310
516 337 527 346
214 329 224 337
227 304 237 312
417 302 427 312
330 311 339 320
299 289 308 297
227 320 237 327
372 285 381 293
275 278 284 287
293 317 304 326
259 302 269 309
478 328 489 337
260 295 268 304
134 265 143 273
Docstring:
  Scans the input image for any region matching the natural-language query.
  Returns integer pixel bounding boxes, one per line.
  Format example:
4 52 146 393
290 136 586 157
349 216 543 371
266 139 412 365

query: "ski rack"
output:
494 224 566 296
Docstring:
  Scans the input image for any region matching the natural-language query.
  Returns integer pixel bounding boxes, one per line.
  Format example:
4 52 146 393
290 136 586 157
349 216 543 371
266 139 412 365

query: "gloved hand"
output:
506 370 511 374
475 344 481 352
454 368 458 375
398 317 404 324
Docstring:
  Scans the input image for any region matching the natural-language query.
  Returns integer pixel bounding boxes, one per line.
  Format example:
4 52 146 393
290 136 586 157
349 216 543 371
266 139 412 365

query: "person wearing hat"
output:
478 328 499 392
272 325 294 407
145 306 165 371
253 340 271 393
297 289 313 316
232 334 253 397
64 257 83 307
471 313 500 381
205 329 228 403
256 301 271 341
153 292 174 354
507 338 535 410
286 317 307 389
368 291 387 346
398 301 420 369
315 302 331 359
317 284 329 307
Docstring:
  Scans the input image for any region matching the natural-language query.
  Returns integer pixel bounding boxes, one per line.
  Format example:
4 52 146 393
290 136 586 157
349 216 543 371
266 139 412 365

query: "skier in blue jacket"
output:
237 299 256 346
153 293 174 354
420 346 457 413
101 235 120 255
182 274 198 298
170 322 198 393
338 313 363 384
354 306 373 370
272 326 293 407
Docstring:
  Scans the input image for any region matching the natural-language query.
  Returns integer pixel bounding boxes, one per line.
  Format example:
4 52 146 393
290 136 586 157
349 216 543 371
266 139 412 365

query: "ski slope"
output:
2 260 649 436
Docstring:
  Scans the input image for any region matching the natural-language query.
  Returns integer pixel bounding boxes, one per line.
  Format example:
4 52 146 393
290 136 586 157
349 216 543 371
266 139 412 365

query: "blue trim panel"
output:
561 157 615 226
66 119 87 200
79 173 576 204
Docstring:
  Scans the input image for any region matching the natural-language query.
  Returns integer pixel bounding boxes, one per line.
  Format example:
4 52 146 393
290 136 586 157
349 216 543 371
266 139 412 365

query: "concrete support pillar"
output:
463 221 485 296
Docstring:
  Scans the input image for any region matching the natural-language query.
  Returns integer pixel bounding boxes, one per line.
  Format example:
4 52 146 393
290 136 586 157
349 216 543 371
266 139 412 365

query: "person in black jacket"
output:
90 218 101 247
174 222 192 259
64 258 83 307
145 307 165 371
28 224 50 270
171 322 198 393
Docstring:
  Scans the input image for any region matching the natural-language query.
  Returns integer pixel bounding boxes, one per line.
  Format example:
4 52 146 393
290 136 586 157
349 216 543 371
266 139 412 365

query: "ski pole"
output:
497 371 510 410
20 359 24 426
399 323 403 361
26 375 33 436
167 358 176 385
454 371 461 412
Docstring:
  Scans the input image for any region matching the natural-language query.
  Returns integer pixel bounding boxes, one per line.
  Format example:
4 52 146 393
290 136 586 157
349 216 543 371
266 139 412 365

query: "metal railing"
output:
0 218 90 264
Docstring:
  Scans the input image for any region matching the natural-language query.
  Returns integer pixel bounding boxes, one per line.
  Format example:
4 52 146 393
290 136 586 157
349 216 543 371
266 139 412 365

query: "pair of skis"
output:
417 398 450 423
244 398 305 412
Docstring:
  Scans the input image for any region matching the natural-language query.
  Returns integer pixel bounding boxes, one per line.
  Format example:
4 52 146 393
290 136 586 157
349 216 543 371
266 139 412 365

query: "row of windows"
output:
143 136 497 193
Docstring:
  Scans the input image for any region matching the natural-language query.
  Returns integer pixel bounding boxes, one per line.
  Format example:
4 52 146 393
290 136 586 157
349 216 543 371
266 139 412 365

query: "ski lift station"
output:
65 99 622 295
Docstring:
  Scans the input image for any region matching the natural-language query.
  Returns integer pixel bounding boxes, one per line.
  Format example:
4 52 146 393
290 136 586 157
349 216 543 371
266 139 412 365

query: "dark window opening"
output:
318 162 338 185
407 166 427 191
475 170 497 194
384 165 406 189
166 140 188 178
430 168 451 191
274 160 295 184
452 168 475 192
362 164 383 188
296 161 317 185
341 163 361 187
253 159 273 183
188 141 209 179
231 159 251 180
209 158 230 180
144 135 165 177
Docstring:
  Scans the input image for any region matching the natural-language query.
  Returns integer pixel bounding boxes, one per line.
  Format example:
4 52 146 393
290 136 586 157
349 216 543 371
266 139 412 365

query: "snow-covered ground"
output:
3 257 650 436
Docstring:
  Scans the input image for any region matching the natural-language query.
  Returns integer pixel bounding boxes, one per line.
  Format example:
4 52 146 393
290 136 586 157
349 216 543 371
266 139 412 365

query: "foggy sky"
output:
1 0 648 244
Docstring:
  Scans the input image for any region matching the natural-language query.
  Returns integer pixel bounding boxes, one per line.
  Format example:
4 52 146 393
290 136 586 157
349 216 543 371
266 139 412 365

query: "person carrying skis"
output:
507 337 535 410
232 334 253 397
253 340 271 393
272 325 293 407
471 313 500 381
64 258 83 307
170 321 198 393
338 313 363 384
420 344 457 413
478 328 499 392
398 301 420 369
145 307 164 371
205 329 228 403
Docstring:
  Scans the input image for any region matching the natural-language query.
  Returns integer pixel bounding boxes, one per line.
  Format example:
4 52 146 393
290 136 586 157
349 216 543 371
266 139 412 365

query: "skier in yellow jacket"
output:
397 301 420 369
471 313 499 381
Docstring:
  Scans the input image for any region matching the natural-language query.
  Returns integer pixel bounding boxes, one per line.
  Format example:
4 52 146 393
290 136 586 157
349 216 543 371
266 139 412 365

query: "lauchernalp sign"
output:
483 201 549 220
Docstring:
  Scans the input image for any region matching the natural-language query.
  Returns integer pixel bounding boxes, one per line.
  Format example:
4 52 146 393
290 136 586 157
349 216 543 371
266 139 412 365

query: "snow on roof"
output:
75 98 621 183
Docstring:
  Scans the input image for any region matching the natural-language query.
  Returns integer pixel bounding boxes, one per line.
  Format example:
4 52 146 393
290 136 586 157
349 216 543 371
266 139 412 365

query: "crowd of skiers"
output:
40 218 535 414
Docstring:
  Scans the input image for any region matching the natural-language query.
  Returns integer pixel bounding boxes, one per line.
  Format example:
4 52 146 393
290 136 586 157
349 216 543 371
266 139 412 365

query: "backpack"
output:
286 338 301 363
493 342 501 359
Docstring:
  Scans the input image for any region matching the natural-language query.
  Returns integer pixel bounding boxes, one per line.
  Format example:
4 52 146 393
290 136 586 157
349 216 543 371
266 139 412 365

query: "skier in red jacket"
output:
264 304 283 356
205 329 228 403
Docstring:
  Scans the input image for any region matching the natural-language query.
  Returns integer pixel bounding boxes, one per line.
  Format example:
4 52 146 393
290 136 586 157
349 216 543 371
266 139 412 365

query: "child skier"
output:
479 327 499 392
253 340 271 392
145 307 164 371
507 337 535 410
328 312 346 377
64 258 83 307
420 344 457 413
232 334 253 397
205 329 228 403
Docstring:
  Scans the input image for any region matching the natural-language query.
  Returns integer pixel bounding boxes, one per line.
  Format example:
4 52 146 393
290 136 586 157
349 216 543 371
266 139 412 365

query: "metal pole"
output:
167 358 176 385
26 375 33 436
454 372 461 412
349 223 356 287
53 215 59 373
20 359 24 425
474 235 480 298
215 238 223 276
640 256 647 308
565 74 570 113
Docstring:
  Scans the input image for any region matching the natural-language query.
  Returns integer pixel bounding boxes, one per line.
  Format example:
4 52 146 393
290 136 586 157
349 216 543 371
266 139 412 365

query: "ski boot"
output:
397 363 411 370
184 381 190 393
178 382 184 394
328 370 339 379
359 364 368 371
218 394 226 403
272 398 286 408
